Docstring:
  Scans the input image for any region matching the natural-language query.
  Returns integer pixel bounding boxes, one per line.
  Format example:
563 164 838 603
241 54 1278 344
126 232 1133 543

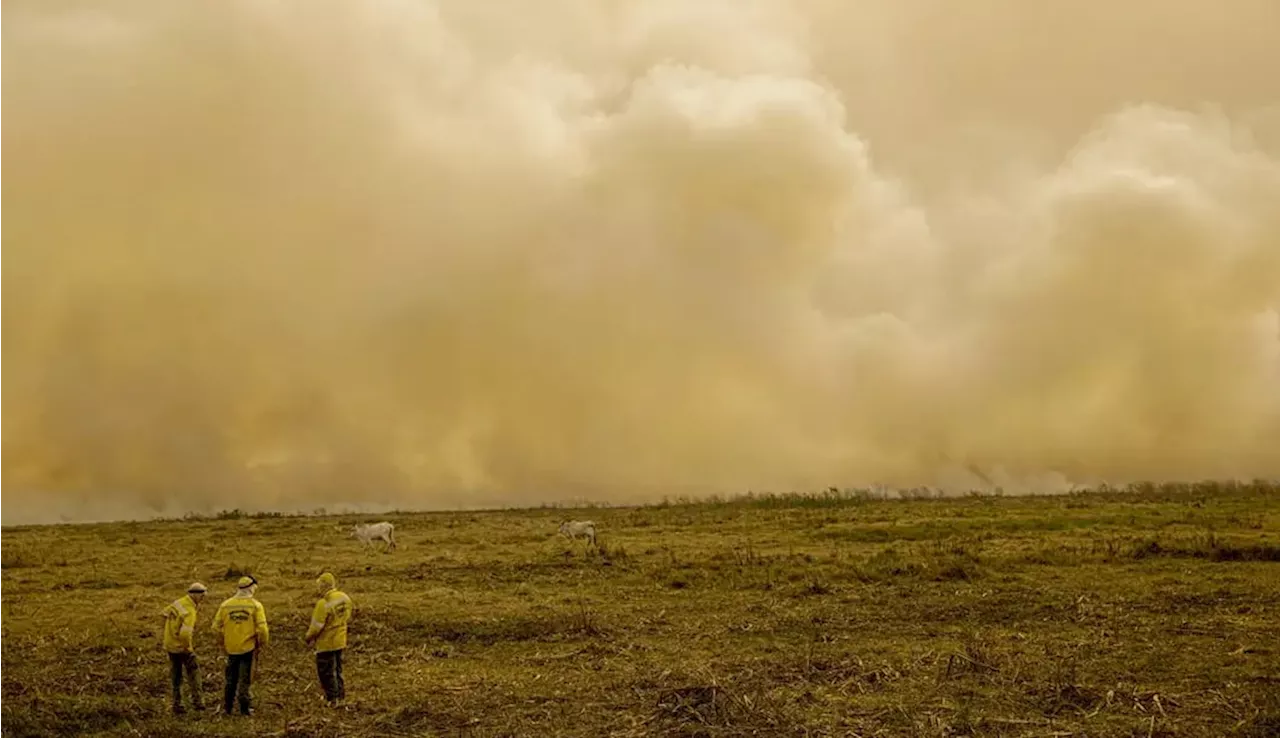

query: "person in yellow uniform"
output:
162 582 208 715
304 572 353 707
212 575 269 716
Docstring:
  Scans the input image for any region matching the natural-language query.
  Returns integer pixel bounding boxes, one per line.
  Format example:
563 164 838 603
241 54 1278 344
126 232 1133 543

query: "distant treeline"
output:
162 479 1279 523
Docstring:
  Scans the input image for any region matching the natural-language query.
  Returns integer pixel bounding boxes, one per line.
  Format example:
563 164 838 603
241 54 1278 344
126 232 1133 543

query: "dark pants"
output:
223 651 255 715
168 652 202 710
316 649 345 703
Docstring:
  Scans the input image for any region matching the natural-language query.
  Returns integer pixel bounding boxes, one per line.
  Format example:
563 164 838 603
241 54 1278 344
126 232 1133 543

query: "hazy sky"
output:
4 0 1279 523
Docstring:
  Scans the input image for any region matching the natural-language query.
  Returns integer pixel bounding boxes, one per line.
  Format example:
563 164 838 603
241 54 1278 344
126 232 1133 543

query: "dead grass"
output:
2 480 1279 737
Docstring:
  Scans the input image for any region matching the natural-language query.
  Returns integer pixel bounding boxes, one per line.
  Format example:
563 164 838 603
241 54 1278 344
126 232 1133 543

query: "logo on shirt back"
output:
228 609 252 623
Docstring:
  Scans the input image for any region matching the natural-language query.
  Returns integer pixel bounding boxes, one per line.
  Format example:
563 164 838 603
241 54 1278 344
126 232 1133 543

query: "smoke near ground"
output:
4 0 1279 523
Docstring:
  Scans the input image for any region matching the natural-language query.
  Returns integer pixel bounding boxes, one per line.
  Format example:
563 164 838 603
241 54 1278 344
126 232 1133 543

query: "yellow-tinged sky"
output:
3 0 1279 522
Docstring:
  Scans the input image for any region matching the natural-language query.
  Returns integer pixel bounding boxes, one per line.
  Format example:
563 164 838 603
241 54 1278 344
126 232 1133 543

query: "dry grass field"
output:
2 481 1279 737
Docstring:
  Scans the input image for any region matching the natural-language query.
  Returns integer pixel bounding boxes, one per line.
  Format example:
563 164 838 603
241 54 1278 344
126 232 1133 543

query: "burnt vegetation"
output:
2 480 1279 737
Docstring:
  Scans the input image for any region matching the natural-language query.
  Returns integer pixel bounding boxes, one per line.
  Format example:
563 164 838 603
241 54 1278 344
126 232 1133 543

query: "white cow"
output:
350 521 397 552
558 520 597 547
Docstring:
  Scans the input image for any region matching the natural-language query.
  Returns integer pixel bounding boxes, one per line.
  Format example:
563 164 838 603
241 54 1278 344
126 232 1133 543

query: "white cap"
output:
187 582 208 593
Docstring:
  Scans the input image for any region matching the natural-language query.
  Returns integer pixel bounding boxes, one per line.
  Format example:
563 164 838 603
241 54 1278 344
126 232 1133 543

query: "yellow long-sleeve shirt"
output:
162 594 199 653
305 589 353 653
212 594 269 655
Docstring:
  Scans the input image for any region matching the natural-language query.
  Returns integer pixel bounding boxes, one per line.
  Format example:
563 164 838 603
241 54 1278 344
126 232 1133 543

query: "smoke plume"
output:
4 0 1279 523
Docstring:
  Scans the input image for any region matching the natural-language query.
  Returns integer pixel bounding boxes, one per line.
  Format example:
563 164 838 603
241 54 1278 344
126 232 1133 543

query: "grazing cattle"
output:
558 520 597 547
350 522 397 552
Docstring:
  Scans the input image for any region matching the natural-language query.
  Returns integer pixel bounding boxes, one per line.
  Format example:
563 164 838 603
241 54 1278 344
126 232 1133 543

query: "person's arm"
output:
178 608 196 652
212 603 227 653
161 605 176 642
305 598 327 646
254 602 270 649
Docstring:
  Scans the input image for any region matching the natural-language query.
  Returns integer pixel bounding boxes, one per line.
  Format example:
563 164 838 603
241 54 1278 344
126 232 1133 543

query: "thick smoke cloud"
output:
4 0 1279 523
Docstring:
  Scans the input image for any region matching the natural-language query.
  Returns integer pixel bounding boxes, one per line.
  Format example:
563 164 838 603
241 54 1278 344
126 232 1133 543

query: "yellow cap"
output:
236 575 257 589
316 572 336 590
